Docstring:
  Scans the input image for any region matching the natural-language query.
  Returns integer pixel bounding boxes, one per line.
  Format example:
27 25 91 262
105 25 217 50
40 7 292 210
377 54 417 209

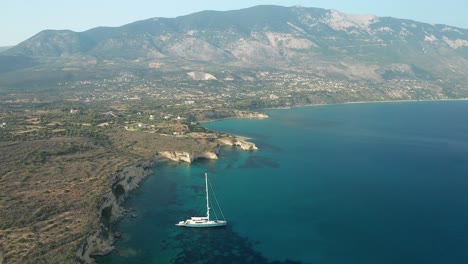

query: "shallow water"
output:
99 101 468 264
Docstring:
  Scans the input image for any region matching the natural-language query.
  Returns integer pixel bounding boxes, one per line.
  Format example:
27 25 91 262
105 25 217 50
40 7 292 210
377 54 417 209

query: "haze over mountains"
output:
1 5 467 94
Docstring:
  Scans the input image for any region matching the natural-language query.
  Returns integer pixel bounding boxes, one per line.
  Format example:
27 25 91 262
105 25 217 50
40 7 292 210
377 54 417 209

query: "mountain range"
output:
1 5 467 92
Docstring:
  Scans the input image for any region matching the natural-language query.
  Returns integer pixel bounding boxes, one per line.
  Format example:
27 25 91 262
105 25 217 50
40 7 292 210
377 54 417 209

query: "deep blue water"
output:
98 101 468 264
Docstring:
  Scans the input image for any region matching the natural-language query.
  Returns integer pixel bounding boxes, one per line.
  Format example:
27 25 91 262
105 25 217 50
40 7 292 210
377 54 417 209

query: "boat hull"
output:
176 220 227 227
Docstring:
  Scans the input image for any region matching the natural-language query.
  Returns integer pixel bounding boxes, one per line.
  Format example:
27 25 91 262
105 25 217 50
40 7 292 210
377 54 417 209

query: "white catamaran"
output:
176 173 227 227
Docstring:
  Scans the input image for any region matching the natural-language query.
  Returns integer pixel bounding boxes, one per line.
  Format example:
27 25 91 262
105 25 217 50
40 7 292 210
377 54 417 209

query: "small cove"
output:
99 101 468 263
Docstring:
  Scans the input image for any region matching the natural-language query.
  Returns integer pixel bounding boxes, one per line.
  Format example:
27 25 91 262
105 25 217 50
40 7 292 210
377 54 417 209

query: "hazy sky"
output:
2 0 467 46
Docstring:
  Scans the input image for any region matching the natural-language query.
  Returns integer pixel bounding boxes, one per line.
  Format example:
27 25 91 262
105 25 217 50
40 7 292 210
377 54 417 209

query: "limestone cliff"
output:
234 111 269 119
194 109 269 122
159 135 258 164
218 137 258 151
75 160 154 263
159 151 218 163
159 151 194 163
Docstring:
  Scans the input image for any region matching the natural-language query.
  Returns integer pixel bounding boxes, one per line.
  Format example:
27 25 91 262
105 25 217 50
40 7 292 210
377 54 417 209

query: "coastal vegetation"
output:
0 97 265 263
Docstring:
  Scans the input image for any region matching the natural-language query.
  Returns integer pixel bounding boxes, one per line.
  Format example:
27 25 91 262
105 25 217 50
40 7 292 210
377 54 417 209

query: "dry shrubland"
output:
0 124 221 263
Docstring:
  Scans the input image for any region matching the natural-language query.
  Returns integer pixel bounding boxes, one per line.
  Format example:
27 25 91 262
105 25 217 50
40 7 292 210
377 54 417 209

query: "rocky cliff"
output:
218 137 259 151
158 151 218 163
234 111 269 119
158 135 258 163
75 160 154 263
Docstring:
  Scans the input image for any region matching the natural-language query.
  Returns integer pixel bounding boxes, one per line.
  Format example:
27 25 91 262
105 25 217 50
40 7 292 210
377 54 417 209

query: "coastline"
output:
198 110 269 124
76 160 156 263
79 97 468 263
203 98 468 123
77 136 258 263
268 98 468 110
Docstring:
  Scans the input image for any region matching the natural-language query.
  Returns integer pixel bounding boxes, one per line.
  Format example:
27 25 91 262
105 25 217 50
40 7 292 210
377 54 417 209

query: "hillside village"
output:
43 70 459 107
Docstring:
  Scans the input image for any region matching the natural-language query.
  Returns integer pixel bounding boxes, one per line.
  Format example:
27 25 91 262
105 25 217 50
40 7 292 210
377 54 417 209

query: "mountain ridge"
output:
1 5 467 91
7 5 468 57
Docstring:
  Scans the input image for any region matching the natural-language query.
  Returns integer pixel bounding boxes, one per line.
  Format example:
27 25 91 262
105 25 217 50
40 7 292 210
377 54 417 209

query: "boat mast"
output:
205 173 210 220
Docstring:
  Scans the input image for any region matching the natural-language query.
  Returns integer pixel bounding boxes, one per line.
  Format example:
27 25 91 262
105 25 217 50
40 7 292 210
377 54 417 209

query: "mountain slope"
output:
2 5 467 87
0 46 12 53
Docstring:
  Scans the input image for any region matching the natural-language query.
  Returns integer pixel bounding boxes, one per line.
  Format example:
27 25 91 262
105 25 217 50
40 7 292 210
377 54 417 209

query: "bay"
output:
98 100 468 264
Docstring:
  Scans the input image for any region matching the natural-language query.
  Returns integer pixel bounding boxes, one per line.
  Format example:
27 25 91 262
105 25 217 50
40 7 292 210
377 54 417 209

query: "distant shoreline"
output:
203 98 468 125
261 98 468 111
327 98 468 106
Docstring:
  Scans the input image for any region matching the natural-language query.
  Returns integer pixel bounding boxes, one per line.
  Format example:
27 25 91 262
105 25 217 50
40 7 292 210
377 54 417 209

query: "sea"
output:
98 100 468 264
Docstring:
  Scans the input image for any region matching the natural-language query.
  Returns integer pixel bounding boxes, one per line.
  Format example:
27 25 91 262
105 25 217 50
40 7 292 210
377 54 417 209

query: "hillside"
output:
0 46 11 53
0 5 466 98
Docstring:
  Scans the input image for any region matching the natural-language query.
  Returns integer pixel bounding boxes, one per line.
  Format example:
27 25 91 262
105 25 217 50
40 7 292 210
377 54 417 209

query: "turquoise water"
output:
99 101 468 264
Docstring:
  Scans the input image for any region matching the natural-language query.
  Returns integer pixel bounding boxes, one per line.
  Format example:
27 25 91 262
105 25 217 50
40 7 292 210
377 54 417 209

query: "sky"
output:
1 0 467 46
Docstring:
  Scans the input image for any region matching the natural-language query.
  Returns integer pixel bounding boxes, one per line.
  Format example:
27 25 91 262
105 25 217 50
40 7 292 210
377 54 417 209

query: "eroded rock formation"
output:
76 161 153 263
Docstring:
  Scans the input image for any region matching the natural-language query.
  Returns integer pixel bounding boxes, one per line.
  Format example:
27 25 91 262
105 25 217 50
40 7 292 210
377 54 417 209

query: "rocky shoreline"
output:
74 110 266 263
74 134 259 263
197 110 269 123
75 160 155 263
158 135 258 163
